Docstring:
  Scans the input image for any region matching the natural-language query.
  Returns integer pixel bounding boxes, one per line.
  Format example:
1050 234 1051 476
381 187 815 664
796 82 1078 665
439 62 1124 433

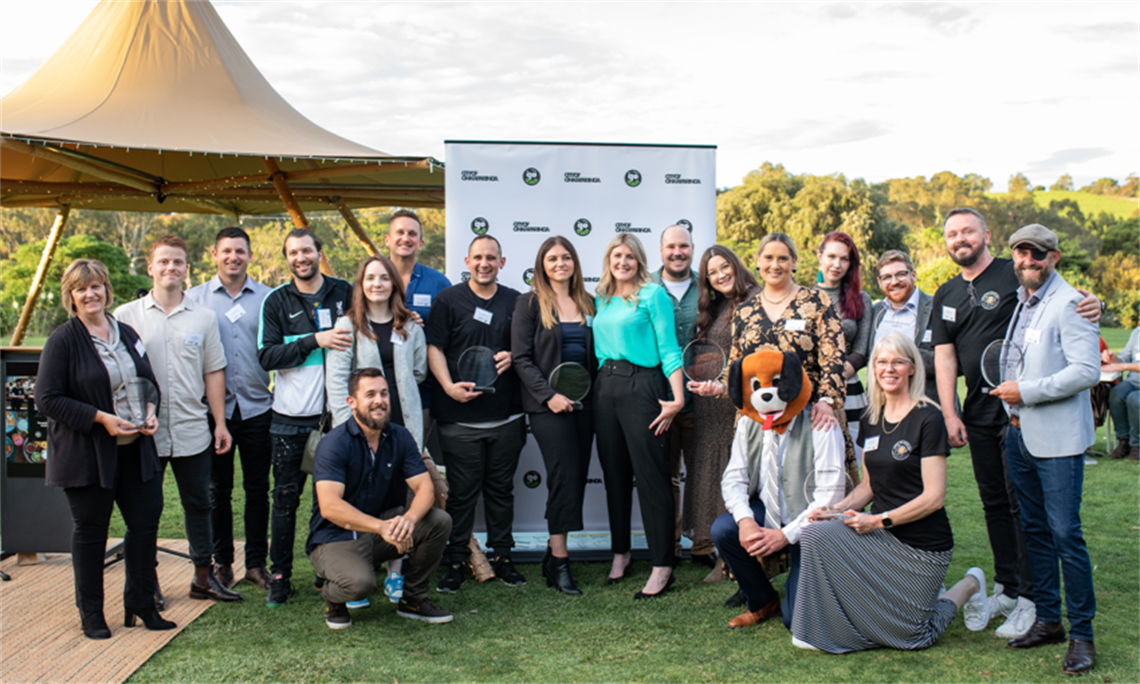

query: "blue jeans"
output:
711 500 801 630
1005 425 1096 641
1108 382 1139 447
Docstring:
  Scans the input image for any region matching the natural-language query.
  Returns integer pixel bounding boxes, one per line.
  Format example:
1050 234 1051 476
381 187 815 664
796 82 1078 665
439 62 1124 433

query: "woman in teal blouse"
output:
593 233 685 599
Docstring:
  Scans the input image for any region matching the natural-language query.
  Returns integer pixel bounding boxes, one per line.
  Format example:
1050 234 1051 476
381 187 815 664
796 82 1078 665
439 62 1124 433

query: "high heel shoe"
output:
634 572 675 600
80 611 111 640
542 554 582 595
124 607 177 631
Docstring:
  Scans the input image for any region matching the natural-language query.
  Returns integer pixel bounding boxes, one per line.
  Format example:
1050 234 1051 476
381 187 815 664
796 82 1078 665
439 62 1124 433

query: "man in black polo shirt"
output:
307 368 452 629
427 234 526 592
931 207 1100 639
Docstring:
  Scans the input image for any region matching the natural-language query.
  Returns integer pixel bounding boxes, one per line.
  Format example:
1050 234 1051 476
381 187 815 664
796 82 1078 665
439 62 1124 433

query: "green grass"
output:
109 420 1139 681
3 335 46 347
987 190 1139 221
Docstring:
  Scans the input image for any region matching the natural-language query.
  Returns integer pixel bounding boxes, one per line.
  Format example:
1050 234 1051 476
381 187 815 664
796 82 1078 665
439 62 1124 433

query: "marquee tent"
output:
1 0 443 344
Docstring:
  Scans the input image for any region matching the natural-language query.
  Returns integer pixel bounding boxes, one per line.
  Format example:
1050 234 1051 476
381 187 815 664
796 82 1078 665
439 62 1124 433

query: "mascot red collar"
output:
728 350 811 434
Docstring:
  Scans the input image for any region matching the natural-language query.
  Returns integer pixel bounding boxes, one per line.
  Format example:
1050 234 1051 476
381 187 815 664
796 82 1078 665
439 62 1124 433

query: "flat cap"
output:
1008 224 1058 252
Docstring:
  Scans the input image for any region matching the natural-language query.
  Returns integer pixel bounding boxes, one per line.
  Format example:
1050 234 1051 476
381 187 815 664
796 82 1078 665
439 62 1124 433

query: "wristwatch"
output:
818 397 835 407
880 511 894 528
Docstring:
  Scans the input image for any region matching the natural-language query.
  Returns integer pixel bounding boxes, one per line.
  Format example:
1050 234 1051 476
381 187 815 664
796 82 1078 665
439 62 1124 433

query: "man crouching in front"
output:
306 368 453 628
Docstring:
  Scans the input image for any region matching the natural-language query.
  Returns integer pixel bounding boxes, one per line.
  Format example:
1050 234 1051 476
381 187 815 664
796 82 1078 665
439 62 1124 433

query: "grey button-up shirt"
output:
874 286 920 347
1007 270 1059 417
187 275 273 420
114 293 226 457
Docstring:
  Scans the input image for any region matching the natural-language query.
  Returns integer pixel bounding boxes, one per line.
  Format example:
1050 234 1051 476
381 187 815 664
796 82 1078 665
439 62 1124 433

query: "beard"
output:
352 405 390 431
948 241 985 268
1016 261 1053 291
290 260 319 281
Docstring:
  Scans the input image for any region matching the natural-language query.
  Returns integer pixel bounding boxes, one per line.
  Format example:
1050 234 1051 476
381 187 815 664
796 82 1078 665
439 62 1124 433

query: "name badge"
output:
1026 329 1042 345
864 435 880 452
134 339 147 358
317 308 332 330
225 303 246 323
185 333 203 347
473 307 493 325
585 315 593 328
413 294 432 308
390 329 404 345
922 329 933 343
942 306 956 322
785 319 806 332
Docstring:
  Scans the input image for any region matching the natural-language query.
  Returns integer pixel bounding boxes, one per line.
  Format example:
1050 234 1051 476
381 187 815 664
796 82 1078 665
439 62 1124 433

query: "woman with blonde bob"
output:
511 236 597 594
792 332 989 653
592 233 684 598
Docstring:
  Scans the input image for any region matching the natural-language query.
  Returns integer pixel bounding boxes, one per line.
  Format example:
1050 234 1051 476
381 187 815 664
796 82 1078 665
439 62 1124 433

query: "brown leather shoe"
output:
243 566 272 591
214 563 235 588
727 598 781 628
190 573 244 602
1062 640 1095 675
1109 438 1130 459
154 585 166 612
1008 621 1066 649
1130 446 1139 461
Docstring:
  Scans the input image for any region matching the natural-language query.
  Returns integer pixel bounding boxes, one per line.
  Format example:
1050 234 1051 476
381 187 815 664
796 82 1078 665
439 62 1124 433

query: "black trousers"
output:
159 445 215 568
966 420 1033 600
594 361 675 567
269 429 309 579
64 440 163 616
438 418 527 561
209 405 272 569
529 404 594 535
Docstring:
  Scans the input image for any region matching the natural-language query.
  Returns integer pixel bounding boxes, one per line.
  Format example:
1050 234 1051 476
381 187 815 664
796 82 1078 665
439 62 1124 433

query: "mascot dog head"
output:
728 349 811 434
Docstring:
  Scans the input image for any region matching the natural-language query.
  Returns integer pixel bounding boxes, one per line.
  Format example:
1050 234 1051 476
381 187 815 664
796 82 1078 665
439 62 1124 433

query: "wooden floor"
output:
0 540 245 684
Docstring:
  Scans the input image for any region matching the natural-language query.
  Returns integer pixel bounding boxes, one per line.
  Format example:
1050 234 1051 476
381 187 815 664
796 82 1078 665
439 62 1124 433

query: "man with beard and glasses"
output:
257 228 353 607
306 368 453 629
988 224 1099 675
930 208 1101 640
427 235 526 593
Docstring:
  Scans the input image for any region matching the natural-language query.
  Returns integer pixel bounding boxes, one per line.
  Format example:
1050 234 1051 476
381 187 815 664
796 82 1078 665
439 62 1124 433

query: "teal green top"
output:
594 282 683 377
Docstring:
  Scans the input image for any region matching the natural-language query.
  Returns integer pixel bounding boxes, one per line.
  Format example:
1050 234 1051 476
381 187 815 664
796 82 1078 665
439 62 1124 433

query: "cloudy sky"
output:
1 1 1136 190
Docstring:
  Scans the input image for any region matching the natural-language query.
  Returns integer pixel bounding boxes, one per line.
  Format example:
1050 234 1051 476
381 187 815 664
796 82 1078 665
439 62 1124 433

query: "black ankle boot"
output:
80 610 111 639
124 606 177 631
543 554 582 595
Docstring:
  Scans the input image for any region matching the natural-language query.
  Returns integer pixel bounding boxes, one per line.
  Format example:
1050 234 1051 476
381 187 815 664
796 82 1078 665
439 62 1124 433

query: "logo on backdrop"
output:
615 222 651 234
523 471 542 489
891 440 913 461
574 218 592 236
665 173 702 185
470 217 489 235
523 268 535 286
980 291 1001 310
676 219 693 233
624 169 642 187
564 171 601 184
523 168 541 186
460 170 499 182
513 221 550 233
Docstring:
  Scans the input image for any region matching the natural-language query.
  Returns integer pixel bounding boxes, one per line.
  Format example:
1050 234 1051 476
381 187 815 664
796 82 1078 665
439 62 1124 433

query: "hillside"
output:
987 190 1139 220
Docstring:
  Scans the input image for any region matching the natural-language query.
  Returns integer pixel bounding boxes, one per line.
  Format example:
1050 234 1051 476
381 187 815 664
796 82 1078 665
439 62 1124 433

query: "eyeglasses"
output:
967 280 979 308
878 270 912 284
874 359 911 371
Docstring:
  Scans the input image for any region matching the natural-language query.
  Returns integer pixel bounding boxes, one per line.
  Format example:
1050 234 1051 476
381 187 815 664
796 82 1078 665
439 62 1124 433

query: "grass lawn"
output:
106 345 1139 684
987 190 1139 221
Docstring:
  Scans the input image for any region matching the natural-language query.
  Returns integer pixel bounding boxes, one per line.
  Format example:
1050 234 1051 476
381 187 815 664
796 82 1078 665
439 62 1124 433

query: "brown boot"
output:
1130 446 1139 461
1109 438 1130 459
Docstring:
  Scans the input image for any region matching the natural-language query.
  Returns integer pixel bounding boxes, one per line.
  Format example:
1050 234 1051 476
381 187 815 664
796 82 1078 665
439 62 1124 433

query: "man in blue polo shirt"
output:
307 367 453 629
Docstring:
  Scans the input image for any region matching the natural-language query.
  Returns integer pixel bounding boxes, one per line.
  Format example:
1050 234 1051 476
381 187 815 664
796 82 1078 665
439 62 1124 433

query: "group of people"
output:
36 207 1120 675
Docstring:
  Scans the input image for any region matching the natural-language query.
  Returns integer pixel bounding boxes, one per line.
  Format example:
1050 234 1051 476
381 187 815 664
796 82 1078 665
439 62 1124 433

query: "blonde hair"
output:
596 234 651 305
864 332 934 424
60 259 113 316
756 232 799 263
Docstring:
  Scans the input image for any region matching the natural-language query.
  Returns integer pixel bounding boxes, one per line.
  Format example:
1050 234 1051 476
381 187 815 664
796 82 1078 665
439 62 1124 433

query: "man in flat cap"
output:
989 224 1100 675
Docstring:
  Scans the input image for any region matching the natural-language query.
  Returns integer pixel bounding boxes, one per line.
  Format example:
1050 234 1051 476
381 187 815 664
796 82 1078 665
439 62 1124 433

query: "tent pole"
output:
335 201 381 256
263 157 335 277
10 205 71 346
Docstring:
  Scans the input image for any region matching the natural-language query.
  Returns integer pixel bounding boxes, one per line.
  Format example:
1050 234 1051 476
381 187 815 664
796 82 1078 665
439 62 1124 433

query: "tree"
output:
1079 177 1120 195
1049 174 1074 192
1100 218 1140 257
1007 172 1032 197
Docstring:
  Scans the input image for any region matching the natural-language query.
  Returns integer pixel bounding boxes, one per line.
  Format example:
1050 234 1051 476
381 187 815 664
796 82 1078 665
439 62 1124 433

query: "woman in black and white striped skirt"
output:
791 332 989 653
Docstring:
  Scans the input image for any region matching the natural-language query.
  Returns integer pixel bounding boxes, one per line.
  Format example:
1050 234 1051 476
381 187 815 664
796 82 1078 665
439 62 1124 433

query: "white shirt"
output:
874 286 921 348
661 277 692 303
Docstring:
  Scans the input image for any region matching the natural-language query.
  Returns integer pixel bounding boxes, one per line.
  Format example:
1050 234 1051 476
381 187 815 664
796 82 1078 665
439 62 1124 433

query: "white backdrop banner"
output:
444 141 716 536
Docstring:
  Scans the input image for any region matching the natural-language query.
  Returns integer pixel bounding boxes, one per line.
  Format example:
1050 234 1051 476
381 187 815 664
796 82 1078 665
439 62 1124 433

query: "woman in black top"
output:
37 259 174 639
512 236 597 594
791 332 988 653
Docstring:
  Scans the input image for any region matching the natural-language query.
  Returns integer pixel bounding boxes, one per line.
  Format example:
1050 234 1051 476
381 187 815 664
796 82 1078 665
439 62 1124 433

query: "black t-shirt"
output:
368 319 405 430
858 403 953 552
930 258 1020 427
426 283 522 423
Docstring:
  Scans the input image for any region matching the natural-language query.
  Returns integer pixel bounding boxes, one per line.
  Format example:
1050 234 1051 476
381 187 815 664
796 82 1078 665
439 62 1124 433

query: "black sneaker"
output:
397 597 454 624
492 556 526 586
325 599 351 630
313 575 326 591
436 563 467 593
266 573 293 608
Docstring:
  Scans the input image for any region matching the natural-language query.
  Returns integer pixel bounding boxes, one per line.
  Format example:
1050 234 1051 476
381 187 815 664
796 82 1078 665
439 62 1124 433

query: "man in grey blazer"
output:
871 250 940 405
989 224 1099 676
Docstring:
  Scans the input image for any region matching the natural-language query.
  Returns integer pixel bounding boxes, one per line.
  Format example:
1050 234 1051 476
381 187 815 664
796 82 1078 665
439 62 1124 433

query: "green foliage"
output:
1049 174 1074 192
1007 172 1032 196
1099 217 1139 257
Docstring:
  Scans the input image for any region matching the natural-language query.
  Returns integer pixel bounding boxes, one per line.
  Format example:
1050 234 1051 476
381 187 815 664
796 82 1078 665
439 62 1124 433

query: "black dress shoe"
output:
1008 621 1067 649
1062 640 1095 675
691 552 718 569
634 573 675 600
542 554 582 595
190 573 244 602
80 610 111 640
605 564 632 586
724 587 747 609
124 607 177 630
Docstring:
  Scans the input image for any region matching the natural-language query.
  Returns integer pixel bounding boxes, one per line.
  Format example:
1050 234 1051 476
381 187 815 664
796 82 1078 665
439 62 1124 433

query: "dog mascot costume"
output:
711 349 846 629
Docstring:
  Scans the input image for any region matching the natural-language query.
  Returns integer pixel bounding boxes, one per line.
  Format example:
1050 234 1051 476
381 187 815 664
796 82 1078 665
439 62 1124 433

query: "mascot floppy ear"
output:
777 352 804 403
728 358 744 410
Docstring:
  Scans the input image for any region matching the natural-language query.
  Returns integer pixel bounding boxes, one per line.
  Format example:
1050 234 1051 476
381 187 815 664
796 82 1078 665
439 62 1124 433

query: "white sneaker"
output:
792 636 819 651
962 567 990 631
986 585 1017 621
994 597 1036 638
